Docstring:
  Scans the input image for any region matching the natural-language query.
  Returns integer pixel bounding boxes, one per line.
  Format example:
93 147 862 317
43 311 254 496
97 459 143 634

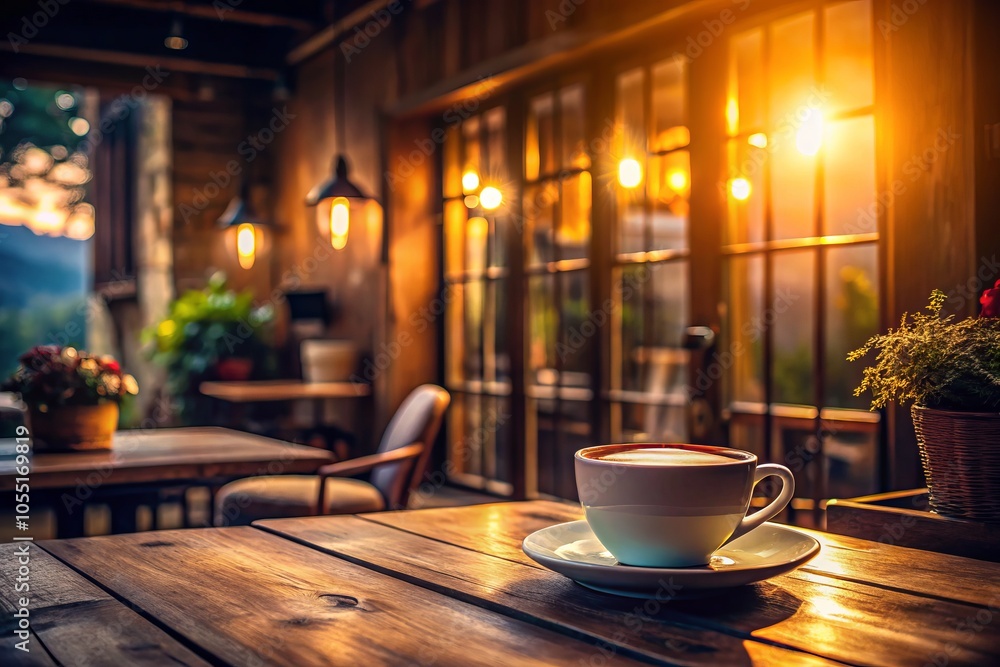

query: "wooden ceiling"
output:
0 0 382 79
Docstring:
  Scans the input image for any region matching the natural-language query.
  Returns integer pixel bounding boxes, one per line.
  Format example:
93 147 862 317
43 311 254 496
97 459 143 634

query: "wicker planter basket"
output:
911 405 1000 523
28 402 119 452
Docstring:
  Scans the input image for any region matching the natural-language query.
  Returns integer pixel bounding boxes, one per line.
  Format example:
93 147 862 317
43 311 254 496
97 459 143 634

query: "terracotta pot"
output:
911 405 1000 523
215 357 254 381
28 402 119 452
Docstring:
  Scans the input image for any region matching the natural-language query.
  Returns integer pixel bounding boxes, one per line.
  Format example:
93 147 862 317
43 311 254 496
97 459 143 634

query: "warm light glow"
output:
479 186 502 210
618 158 643 189
795 108 824 156
236 223 256 269
461 170 480 194
725 97 739 135
55 92 75 110
729 177 752 201
748 133 768 148
69 117 89 136
330 197 350 249
467 216 488 239
667 169 688 192
464 194 479 209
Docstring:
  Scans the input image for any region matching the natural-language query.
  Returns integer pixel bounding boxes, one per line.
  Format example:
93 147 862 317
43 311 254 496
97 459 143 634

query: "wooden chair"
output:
214 385 450 526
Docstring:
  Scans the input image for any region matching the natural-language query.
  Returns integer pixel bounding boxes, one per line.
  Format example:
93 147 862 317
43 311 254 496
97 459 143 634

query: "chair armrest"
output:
317 442 424 479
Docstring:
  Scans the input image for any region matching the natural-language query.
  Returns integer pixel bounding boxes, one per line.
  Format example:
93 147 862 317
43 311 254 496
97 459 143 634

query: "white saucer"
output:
522 520 820 598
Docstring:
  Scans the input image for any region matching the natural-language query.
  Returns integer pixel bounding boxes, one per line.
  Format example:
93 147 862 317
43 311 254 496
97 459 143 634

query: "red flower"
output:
981 280 1000 318
103 359 121 374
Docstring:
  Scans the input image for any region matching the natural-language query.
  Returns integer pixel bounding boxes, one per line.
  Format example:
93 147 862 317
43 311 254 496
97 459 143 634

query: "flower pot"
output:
215 357 254 381
28 402 119 452
300 340 357 382
911 405 1000 522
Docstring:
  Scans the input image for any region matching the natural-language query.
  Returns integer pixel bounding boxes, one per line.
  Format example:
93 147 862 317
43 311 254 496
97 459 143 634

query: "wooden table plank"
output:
0 427 333 491
319 501 1000 667
257 514 843 667
39 527 650 666
200 380 370 402
0 543 209 666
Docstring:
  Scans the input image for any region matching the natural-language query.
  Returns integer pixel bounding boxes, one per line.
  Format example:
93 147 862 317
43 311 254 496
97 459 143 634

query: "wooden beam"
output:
286 0 396 65
85 0 316 31
0 41 279 80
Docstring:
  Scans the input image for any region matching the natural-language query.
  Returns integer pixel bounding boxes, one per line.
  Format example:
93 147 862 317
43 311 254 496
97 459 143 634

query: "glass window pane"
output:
725 254 765 404
825 0 874 114
485 107 506 181
772 250 815 405
462 116 481 180
525 183 557 266
558 172 591 261
825 426 879 498
726 141 766 245
528 94 555 180
769 12 815 129
465 215 488 275
464 279 484 380
825 244 878 409
651 58 688 152
616 68 645 160
444 282 464 385
444 199 467 275
493 279 510 383
559 270 591 377
651 260 689 349
824 116 876 235
729 413 766 460
560 84 590 170
443 124 462 199
528 274 557 375
649 151 690 251
619 265 646 392
490 214 508 269
731 29 764 134
770 137 816 240
617 185 645 255
461 394 483 477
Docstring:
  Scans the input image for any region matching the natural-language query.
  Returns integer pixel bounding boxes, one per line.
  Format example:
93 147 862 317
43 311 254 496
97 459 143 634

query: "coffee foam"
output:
594 447 736 466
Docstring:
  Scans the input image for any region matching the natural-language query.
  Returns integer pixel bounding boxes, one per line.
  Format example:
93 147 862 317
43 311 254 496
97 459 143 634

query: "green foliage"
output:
142 273 275 413
848 290 1000 411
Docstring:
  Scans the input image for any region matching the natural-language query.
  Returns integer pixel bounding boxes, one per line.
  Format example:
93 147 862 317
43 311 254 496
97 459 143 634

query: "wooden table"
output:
199 380 371 402
5 501 998 666
0 427 333 537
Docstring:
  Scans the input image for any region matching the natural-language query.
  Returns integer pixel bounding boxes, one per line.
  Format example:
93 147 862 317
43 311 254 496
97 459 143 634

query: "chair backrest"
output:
369 384 450 508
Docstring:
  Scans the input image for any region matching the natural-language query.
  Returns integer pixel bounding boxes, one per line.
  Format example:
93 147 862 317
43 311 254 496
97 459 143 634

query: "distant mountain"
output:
0 224 89 308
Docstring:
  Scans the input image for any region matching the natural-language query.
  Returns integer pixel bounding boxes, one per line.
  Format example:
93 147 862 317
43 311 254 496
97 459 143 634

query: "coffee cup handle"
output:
727 463 796 542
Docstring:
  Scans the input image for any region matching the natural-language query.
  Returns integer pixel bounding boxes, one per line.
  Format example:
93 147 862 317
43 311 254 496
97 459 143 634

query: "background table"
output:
199 380 371 402
0 427 333 537
5 500 997 665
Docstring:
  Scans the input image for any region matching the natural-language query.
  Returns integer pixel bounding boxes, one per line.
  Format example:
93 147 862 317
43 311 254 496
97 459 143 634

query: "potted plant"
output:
1 346 138 451
849 288 1000 522
143 272 275 422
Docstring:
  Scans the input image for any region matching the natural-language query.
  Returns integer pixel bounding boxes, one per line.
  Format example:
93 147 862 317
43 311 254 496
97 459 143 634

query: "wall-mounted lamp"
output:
618 158 643 189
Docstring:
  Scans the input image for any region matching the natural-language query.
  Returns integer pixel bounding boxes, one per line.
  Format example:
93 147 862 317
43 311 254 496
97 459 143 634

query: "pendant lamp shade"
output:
305 155 368 205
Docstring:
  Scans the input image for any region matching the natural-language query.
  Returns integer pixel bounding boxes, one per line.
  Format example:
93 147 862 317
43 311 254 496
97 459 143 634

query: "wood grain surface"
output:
0 543 208 666
0 427 333 491
260 501 1000 667
39 526 649 666
200 380 371 402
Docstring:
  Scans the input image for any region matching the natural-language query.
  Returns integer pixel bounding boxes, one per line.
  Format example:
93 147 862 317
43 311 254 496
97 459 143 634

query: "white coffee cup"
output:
575 443 795 567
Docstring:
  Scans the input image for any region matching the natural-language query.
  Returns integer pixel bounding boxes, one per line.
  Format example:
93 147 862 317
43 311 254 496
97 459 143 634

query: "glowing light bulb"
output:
236 223 256 269
667 169 688 192
462 170 480 194
725 97 739 136
729 177 752 201
329 197 349 249
748 133 768 148
618 158 642 189
795 108 824 156
69 117 90 136
464 194 479 209
479 186 502 210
